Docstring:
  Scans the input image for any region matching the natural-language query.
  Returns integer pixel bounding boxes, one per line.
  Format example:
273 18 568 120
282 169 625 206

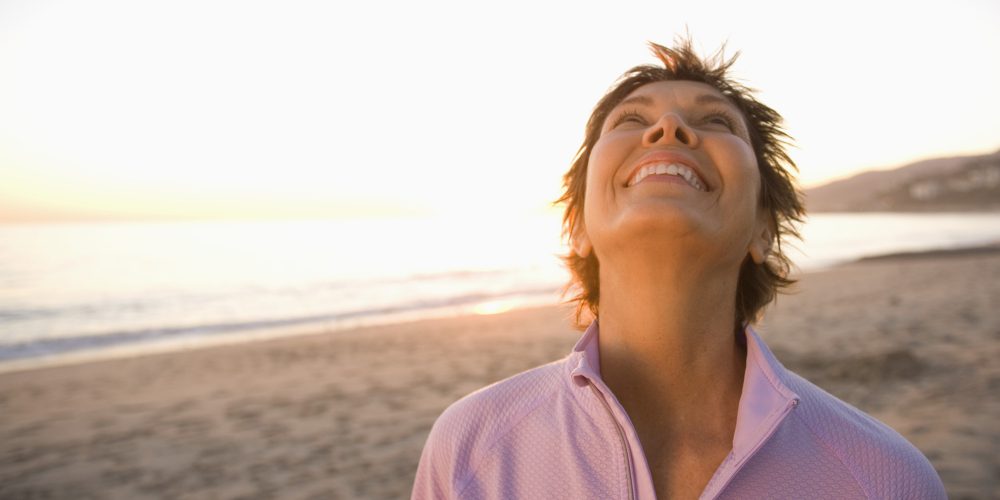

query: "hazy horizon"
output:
5 147 998 224
2 0 998 223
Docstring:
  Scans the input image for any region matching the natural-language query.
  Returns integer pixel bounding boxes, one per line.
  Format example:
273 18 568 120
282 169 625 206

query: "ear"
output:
571 221 593 258
748 215 772 265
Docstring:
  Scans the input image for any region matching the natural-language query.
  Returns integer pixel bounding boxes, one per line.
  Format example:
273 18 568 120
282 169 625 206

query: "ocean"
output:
2 212 1000 371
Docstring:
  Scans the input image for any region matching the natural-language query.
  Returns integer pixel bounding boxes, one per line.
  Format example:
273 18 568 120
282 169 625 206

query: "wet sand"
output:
2 248 998 499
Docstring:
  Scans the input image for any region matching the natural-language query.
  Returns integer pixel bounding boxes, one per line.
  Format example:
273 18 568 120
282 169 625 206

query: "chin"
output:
605 204 710 250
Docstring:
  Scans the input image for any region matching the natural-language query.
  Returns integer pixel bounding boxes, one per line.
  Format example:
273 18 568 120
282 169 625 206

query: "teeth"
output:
627 162 706 191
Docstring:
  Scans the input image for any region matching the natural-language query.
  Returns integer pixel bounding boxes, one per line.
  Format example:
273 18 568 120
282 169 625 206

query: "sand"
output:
2 249 998 499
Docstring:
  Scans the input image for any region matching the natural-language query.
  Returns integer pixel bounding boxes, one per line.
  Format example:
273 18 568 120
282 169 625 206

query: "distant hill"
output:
804 149 1000 212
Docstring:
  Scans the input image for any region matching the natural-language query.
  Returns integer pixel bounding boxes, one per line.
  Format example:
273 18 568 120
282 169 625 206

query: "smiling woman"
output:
575 80 773 330
411 37 947 499
560 48 807 335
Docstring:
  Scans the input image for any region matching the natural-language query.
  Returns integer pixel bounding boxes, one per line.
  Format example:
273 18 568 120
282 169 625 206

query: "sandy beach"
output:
2 248 998 499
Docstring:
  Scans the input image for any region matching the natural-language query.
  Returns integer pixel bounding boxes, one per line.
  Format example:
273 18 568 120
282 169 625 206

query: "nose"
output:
642 112 699 148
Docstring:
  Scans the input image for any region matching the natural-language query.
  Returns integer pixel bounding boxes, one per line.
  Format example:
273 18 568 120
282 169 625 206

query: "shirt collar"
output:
734 325 799 459
567 319 799 459
568 319 602 385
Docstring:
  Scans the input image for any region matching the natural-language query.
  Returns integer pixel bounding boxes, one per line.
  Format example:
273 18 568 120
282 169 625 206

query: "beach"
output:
2 248 998 499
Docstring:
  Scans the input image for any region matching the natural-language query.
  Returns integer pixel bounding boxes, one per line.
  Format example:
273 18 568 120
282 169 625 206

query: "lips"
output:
623 151 710 192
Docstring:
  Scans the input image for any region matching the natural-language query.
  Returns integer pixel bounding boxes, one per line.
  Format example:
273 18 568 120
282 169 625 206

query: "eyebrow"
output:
694 94 733 107
617 94 654 108
616 93 735 109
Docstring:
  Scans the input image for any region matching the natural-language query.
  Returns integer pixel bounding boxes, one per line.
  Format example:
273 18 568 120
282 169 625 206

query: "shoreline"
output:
854 241 1000 262
2 245 998 497
3 240 1000 376
0 294 560 376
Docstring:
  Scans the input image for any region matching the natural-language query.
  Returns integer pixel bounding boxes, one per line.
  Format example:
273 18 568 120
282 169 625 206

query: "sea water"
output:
2 212 999 370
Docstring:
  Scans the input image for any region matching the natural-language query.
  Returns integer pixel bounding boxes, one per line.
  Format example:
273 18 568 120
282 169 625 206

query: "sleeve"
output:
411 424 452 499
884 447 948 500
411 407 471 500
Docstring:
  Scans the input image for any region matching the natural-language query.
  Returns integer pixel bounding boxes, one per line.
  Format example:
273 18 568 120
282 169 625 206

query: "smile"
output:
626 162 707 191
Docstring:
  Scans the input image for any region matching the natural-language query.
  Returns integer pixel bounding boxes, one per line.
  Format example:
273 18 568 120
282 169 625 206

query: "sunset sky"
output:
1 0 998 222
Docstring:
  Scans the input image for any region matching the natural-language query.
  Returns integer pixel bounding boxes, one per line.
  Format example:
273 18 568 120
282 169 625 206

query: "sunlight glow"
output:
473 300 516 316
1 0 997 221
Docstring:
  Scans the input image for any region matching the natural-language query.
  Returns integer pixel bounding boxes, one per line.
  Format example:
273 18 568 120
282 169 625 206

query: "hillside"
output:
804 149 1000 212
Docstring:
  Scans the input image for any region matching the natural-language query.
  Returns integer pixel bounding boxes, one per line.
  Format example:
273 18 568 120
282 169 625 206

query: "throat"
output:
598 319 747 500
646 438 733 500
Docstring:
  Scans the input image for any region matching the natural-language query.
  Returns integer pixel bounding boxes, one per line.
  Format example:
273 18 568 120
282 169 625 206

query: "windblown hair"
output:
555 36 806 330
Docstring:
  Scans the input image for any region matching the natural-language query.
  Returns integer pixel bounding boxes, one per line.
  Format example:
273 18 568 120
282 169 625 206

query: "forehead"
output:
615 80 738 112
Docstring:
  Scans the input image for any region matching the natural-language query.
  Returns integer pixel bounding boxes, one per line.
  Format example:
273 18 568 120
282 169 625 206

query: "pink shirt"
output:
412 320 946 499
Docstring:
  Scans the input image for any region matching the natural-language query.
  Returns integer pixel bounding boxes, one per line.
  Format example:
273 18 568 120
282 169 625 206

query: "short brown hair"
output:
555 36 806 330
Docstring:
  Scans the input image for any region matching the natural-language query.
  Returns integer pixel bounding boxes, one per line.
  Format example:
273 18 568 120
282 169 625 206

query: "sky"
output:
1 0 998 222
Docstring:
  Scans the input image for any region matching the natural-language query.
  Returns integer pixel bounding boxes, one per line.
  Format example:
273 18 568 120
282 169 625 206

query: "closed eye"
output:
609 109 647 129
702 112 737 131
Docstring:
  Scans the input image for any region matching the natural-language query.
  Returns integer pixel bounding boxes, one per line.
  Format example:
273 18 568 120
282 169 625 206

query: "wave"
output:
0 285 560 363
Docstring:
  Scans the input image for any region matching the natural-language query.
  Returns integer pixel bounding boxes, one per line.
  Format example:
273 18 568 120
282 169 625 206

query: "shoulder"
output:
431 356 568 449
782 370 946 498
411 357 571 498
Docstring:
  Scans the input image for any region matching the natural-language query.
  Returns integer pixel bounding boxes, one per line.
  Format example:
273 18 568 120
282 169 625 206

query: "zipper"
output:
705 397 798 499
589 382 636 500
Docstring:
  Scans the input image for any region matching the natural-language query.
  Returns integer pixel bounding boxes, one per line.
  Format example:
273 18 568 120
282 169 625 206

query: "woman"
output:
412 37 946 499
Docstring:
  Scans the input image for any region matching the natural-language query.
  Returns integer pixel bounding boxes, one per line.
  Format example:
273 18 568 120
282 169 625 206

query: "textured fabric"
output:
411 321 946 499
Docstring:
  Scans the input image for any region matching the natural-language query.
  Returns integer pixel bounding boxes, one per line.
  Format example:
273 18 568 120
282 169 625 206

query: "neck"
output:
596 251 747 432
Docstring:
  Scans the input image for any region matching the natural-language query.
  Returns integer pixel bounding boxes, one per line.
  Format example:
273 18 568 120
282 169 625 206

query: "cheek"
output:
587 134 631 184
711 136 760 190
586 144 609 188
582 137 626 228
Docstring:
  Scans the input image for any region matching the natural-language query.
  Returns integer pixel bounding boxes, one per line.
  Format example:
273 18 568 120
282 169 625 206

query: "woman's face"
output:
574 80 770 268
